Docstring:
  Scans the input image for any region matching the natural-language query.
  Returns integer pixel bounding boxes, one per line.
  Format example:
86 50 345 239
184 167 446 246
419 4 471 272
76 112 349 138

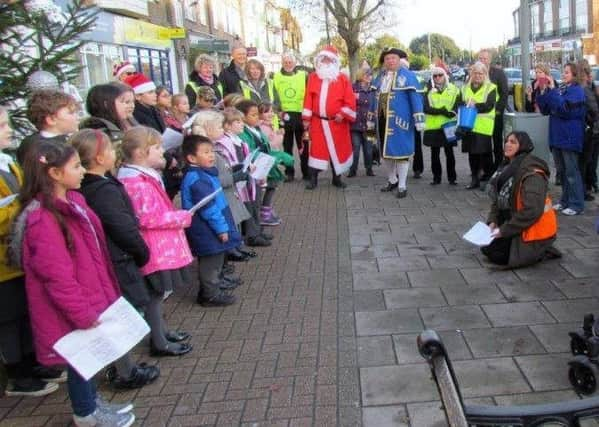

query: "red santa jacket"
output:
302 72 356 174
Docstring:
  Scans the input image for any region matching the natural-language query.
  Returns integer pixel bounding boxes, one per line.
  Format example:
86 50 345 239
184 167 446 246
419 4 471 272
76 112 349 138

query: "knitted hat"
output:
317 45 339 61
197 86 217 101
123 73 156 94
379 47 408 65
430 66 448 79
112 61 136 79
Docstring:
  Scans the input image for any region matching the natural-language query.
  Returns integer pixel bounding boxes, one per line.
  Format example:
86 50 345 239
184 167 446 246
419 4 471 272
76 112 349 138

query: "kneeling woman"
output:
482 131 560 267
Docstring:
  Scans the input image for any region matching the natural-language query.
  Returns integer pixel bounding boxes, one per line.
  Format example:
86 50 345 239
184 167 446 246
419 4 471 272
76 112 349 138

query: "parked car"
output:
450 67 466 81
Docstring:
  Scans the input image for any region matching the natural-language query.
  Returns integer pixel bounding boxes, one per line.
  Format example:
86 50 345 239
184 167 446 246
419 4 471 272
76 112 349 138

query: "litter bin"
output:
503 112 550 164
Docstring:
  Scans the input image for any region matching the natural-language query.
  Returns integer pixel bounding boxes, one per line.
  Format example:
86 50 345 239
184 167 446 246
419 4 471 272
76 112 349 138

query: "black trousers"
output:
468 153 493 180
431 145 456 182
282 112 309 178
413 132 423 174
492 113 504 172
481 236 511 265
581 131 599 191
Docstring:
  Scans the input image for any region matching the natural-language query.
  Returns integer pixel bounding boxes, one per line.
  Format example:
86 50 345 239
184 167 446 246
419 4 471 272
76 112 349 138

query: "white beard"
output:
316 62 340 81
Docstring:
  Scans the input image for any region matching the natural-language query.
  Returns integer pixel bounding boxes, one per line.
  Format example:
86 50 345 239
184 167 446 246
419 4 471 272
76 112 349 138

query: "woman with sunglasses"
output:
423 66 460 185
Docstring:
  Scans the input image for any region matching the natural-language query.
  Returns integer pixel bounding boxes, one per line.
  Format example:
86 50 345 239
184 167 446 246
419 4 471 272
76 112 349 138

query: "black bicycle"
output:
417 329 599 427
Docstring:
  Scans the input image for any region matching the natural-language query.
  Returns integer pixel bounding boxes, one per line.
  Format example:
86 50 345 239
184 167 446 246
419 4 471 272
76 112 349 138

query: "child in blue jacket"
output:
180 135 241 307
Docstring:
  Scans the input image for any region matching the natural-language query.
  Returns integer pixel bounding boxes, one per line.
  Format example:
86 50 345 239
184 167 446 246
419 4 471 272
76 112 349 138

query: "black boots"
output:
305 171 318 190
332 174 346 189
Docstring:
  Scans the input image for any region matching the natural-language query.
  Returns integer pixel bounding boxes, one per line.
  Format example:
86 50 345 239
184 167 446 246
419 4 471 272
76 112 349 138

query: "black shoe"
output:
238 248 257 257
284 175 294 183
396 189 407 198
165 330 190 342
5 378 59 397
111 363 160 390
366 169 375 176
246 235 272 247
585 193 595 201
219 279 239 290
380 182 398 192
430 180 441 185
196 293 237 307
332 179 347 189
302 175 311 181
32 365 66 383
305 181 317 190
150 342 193 357
227 250 249 262
347 171 356 178
449 180 457 185
413 172 422 179
466 180 480 190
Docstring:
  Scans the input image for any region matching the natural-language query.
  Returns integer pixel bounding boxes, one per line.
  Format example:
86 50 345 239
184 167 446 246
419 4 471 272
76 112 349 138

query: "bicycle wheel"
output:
433 355 469 427
569 364 597 395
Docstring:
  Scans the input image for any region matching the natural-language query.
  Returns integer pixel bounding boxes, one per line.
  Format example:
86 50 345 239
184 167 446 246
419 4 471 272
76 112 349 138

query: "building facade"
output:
506 0 595 66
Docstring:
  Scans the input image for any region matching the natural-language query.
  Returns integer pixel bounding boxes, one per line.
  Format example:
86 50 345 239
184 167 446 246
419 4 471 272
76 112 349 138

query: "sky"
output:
297 0 521 54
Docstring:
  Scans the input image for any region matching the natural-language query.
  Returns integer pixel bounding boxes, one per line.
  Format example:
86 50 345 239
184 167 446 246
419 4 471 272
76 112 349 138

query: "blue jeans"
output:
67 366 96 417
553 148 584 212
350 131 373 173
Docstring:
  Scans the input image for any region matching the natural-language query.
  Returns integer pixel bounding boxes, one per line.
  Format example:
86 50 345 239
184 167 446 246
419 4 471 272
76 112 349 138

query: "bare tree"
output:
290 0 395 79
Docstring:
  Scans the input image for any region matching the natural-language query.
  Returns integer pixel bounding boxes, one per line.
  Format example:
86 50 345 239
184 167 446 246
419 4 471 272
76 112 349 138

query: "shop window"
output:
125 46 172 92
544 0 553 35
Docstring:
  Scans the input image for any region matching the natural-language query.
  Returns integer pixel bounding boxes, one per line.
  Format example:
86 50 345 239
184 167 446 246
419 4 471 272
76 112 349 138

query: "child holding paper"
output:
14 140 135 426
117 127 193 357
72 129 160 390
236 99 294 227
181 135 241 307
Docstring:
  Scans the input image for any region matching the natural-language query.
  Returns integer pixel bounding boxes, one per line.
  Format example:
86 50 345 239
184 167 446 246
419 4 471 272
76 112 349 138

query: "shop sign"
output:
192 38 230 53
158 27 186 40
115 16 171 49
247 47 258 57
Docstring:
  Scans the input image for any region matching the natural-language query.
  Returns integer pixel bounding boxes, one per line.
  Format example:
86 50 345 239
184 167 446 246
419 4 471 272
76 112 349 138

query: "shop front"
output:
75 11 180 97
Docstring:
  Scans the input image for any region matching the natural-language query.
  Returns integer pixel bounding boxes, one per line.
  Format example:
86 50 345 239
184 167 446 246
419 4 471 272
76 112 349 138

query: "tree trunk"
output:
344 36 361 81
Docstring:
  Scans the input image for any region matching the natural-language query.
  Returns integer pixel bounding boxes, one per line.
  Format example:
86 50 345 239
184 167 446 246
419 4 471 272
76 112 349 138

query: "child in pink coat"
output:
16 141 135 426
117 126 193 357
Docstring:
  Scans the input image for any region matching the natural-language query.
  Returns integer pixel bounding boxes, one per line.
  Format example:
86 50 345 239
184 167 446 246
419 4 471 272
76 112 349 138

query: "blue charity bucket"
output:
457 106 477 130
441 120 458 144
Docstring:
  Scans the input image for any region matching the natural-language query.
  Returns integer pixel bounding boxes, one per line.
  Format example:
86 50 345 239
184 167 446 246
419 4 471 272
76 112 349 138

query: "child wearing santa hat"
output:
124 73 166 134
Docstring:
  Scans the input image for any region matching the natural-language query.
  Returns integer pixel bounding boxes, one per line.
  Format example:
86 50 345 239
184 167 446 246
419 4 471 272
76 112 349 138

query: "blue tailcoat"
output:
371 68 424 159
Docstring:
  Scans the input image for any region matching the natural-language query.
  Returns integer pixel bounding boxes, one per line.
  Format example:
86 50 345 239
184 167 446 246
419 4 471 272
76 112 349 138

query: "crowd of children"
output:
0 66 289 425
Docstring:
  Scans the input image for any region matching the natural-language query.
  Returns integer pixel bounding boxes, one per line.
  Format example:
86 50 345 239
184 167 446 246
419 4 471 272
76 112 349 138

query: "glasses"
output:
433 74 444 78
124 72 135 76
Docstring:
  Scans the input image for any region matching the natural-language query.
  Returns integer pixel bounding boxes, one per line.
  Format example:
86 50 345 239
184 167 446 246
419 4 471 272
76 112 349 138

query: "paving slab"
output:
383 287 447 309
357 336 396 367
360 364 438 405
420 305 491 330
529 323 579 353
543 298 599 322
482 302 556 327
515 353 573 391
356 309 423 336
352 271 410 290
362 405 410 427
393 330 472 364
408 268 466 287
496 280 565 302
462 326 545 357
452 358 532 397
441 283 506 305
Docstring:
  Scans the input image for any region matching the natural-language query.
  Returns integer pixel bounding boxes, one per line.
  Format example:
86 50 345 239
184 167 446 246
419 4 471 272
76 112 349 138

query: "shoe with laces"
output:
32 366 67 383
73 408 135 427
95 396 134 414
553 203 564 211
561 208 582 216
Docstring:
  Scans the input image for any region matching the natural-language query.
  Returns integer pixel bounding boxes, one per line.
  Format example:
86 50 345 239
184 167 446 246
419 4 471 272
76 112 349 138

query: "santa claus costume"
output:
302 46 356 189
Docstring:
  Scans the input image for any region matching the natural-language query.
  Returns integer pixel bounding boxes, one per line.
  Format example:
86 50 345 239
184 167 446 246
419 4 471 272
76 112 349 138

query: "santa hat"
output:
123 73 156 94
112 61 136 79
317 45 339 61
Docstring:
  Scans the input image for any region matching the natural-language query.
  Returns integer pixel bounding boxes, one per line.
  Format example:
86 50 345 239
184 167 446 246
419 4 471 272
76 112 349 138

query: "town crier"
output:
302 45 356 190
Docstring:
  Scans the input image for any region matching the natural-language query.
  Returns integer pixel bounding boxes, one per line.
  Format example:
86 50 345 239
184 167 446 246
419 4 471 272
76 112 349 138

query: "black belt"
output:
317 114 333 120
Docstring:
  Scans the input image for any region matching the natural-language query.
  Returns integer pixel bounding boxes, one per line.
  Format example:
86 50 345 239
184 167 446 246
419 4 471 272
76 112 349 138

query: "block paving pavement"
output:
1 150 599 426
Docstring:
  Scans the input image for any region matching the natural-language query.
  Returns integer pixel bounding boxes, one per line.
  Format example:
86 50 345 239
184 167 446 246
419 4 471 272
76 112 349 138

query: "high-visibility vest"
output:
240 79 279 130
515 169 557 242
240 79 275 103
273 70 306 113
187 80 223 99
461 82 497 136
424 84 460 130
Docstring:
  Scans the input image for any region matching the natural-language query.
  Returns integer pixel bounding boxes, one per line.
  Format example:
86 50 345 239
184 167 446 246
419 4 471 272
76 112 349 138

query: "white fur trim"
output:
308 157 329 170
302 108 312 117
115 63 135 78
317 50 339 61
133 81 156 94
319 80 352 175
341 106 356 119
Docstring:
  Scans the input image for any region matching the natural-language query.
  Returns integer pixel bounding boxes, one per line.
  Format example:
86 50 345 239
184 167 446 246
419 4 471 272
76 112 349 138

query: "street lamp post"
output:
519 0 530 89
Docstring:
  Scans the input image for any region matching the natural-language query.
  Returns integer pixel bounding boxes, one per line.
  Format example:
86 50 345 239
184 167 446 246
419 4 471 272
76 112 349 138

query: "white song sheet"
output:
462 221 495 247
188 187 222 214
162 128 184 151
53 297 150 380
249 152 276 181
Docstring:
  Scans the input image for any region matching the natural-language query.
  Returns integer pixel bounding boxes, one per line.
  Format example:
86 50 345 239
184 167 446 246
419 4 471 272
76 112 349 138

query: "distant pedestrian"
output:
478 49 508 172
347 67 376 178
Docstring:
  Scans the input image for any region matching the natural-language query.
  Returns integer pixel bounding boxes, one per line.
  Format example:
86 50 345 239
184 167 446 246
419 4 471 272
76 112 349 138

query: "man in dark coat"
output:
479 49 508 174
219 46 248 96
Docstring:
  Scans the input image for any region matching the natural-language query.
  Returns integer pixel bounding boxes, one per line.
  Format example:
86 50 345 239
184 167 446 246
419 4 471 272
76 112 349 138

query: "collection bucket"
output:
457 106 477 130
442 120 458 143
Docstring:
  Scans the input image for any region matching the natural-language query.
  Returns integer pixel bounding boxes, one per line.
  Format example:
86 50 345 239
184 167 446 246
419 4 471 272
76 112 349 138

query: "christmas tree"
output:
0 0 98 135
